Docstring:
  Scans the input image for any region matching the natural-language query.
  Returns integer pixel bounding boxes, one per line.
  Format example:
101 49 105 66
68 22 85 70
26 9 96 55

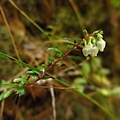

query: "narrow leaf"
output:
26 71 39 76
1 83 19 89
47 24 54 29
93 30 103 35
48 47 63 54
74 38 83 43
55 62 65 66
22 75 29 84
63 37 74 42
0 90 13 101
48 57 54 63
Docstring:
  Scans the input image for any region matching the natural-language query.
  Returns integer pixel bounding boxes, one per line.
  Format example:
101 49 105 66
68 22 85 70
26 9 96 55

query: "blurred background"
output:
0 0 120 120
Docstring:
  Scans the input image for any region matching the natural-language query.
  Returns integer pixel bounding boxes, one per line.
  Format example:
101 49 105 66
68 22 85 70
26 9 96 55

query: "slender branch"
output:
26 42 81 86
25 33 93 87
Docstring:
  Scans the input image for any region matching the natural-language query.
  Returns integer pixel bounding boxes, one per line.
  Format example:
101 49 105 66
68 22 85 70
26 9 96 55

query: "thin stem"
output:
50 84 56 120
27 41 81 86
0 94 5 120
69 0 84 31
0 6 23 69
83 33 93 40
25 33 94 87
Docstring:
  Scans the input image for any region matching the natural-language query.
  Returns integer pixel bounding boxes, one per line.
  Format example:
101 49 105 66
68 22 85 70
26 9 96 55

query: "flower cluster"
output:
82 31 106 57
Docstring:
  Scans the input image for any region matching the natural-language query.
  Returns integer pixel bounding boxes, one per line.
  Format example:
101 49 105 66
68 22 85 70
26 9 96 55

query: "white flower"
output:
97 39 106 52
82 34 106 57
82 45 92 57
90 46 98 56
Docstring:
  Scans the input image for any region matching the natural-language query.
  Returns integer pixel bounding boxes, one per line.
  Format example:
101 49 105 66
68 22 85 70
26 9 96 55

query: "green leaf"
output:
91 57 101 71
72 78 87 92
47 24 54 29
48 57 54 63
100 87 120 96
45 31 52 35
56 53 63 58
110 87 120 95
99 89 110 96
21 75 29 84
55 62 65 66
26 71 39 76
83 29 88 36
1 80 9 84
48 47 63 54
63 37 74 42
67 45 74 50
0 90 13 101
13 78 22 83
68 55 85 61
99 68 110 75
81 62 91 76
26 71 39 80
37 66 45 73
1 83 19 89
0 52 40 72
15 86 26 96
74 38 83 43
93 30 103 35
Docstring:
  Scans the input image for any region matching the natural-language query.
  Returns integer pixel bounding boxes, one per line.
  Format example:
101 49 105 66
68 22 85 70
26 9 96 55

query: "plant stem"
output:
69 0 84 31
27 41 81 86
25 33 94 86
0 6 23 69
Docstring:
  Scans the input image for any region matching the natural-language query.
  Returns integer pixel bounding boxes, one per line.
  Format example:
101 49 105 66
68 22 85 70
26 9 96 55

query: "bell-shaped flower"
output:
97 39 106 52
82 45 92 57
90 46 99 56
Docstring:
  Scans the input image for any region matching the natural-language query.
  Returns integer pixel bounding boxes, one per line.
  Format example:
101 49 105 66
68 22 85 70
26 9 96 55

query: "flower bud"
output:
97 33 103 39
97 39 106 52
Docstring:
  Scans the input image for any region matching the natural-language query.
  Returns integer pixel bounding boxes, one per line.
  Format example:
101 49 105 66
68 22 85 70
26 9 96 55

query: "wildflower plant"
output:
0 29 105 99
0 29 113 119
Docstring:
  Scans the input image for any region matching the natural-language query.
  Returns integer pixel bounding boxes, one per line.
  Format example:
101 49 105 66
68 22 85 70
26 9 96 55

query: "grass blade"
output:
0 52 39 72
